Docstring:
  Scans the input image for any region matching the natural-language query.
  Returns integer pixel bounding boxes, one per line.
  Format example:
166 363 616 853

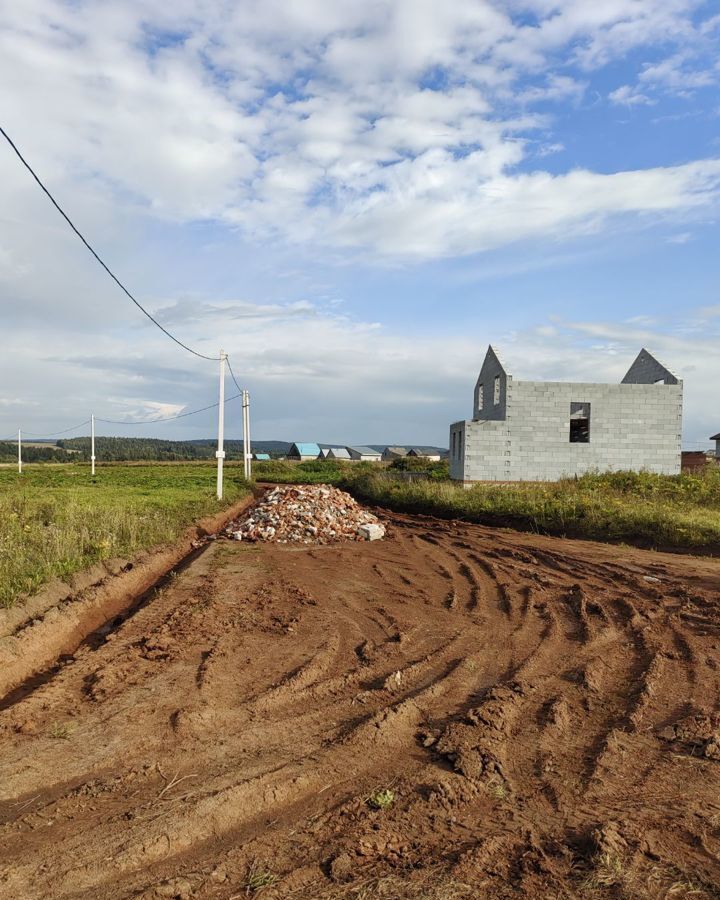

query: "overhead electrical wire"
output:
0 124 221 362
1 394 241 441
96 392 242 426
226 357 244 395
21 419 91 437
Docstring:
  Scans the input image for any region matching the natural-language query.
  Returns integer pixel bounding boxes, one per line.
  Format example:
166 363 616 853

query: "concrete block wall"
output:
451 379 682 483
450 418 509 481
473 346 508 421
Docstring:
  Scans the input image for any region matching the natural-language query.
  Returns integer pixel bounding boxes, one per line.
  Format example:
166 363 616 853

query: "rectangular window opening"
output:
452 431 457 459
493 375 501 405
477 383 484 410
569 402 590 443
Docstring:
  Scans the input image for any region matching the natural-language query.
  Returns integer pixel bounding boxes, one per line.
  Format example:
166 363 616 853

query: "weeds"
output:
243 860 277 894
583 850 626 889
48 722 72 740
486 779 508 800
342 468 720 552
367 788 395 810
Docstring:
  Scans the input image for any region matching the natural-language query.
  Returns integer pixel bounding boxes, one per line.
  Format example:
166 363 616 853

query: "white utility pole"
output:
17 427 22 475
216 349 227 500
91 413 96 476
242 390 252 480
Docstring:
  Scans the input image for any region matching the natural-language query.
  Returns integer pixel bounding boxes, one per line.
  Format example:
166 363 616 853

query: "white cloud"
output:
639 52 718 93
0 0 718 261
1 1 719 447
609 84 654 107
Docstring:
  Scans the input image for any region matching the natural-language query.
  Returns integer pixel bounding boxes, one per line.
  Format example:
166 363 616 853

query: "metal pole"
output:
17 427 22 475
91 413 96 476
244 390 252 480
216 350 226 500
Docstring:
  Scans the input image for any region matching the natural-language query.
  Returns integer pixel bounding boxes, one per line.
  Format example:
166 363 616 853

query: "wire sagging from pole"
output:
96 393 241 426
0 125 220 362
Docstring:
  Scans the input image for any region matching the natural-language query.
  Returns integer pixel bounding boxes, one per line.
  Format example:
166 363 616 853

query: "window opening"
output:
569 402 590 443
493 376 500 405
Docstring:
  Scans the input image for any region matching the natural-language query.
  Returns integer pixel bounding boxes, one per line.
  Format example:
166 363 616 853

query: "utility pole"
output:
216 350 227 500
17 427 22 475
242 390 252 480
91 413 96 476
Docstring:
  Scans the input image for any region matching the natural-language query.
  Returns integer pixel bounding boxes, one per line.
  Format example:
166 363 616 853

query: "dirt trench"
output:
1 509 720 899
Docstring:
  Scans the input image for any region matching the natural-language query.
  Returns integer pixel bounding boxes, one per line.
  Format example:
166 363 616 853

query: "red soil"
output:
1 509 720 899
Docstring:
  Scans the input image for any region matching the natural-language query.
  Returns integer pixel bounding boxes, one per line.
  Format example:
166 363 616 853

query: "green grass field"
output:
345 467 720 552
0 463 250 608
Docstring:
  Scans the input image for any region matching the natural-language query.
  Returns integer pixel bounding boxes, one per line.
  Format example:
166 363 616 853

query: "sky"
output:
0 0 719 448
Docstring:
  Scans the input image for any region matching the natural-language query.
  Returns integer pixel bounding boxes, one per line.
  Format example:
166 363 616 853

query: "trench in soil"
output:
0 542 217 712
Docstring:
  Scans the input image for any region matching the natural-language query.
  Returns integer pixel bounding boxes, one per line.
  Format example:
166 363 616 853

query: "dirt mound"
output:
1 512 720 898
225 484 385 543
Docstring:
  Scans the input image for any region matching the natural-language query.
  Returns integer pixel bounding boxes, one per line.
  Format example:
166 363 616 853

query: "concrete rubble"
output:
225 484 386 544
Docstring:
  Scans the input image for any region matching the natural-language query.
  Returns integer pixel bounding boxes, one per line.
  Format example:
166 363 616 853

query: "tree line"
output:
0 437 259 463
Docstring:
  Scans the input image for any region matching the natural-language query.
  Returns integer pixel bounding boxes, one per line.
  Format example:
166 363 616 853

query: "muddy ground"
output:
1 509 720 899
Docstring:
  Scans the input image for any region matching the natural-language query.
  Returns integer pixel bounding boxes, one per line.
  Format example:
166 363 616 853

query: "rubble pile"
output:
226 485 386 544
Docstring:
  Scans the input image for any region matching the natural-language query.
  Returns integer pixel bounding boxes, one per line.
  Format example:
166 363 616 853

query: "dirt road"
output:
1 509 720 899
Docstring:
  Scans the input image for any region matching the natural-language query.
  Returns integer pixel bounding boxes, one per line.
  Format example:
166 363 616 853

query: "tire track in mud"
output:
0 514 719 899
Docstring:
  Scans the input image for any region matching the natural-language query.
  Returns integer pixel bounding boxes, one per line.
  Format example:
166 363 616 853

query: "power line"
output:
0 124 220 362
22 419 91 437
96 392 241 425
226 357 244 395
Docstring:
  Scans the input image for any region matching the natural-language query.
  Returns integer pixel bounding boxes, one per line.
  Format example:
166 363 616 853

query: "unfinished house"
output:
449 347 682 484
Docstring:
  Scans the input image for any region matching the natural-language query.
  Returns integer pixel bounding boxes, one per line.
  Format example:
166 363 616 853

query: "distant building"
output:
347 446 382 462
288 442 321 461
317 448 332 459
327 447 351 460
681 451 711 473
252 453 271 461
450 346 683 484
711 432 720 459
382 446 408 461
407 448 442 462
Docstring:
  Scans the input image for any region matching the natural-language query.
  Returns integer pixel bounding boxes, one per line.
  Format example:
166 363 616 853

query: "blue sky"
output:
0 0 719 447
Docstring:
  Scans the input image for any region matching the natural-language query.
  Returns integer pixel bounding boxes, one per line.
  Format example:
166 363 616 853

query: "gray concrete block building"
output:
449 346 682 484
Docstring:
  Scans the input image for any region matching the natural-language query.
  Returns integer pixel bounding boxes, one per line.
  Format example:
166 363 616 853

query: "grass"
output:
342 467 720 553
583 850 626 889
252 458 376 485
243 861 277 894
0 462 250 608
48 721 73 740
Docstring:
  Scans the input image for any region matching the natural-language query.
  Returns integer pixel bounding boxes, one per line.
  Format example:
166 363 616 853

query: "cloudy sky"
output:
1 0 719 447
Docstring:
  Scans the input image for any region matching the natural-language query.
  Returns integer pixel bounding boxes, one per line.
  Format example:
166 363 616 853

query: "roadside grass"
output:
251 458 373 484
0 463 250 608
341 467 720 553
251 458 449 485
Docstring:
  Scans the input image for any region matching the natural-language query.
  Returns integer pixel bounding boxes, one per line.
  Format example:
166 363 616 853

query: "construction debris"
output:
225 485 386 544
